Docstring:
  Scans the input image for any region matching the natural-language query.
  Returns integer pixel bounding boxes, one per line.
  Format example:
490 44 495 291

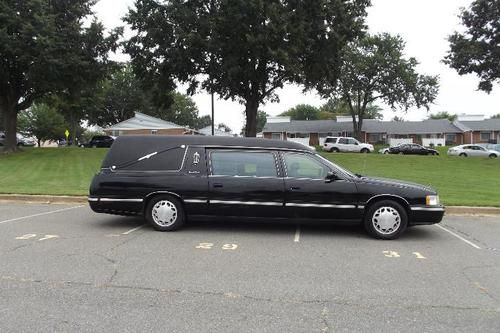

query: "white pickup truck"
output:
323 136 374 153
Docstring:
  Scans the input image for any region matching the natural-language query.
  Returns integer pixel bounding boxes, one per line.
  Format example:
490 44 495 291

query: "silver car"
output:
448 144 500 158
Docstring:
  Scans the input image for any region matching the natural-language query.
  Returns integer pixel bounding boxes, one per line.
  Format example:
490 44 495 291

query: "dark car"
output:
388 143 439 155
88 136 444 239
81 135 114 148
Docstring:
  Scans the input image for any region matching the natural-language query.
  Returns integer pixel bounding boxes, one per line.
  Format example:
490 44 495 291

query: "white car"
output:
323 136 374 153
447 144 500 158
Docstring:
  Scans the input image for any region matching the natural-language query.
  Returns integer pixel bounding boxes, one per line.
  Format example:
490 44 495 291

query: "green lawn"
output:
0 146 499 206
0 147 106 196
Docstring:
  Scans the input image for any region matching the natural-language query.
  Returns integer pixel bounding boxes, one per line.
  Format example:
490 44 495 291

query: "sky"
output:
93 0 499 132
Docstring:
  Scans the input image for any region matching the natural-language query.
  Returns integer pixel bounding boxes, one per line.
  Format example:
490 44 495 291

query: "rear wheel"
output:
331 147 339 153
489 154 497 158
459 153 467 157
145 195 185 231
364 200 408 240
360 148 369 153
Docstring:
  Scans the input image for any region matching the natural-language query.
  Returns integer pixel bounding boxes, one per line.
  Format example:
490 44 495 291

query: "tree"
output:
17 104 66 147
0 0 121 151
217 123 232 133
125 0 370 137
320 98 383 120
428 111 457 121
491 114 500 119
143 92 201 128
241 110 269 135
280 104 320 120
195 115 212 129
392 116 405 122
444 0 500 93
311 33 439 139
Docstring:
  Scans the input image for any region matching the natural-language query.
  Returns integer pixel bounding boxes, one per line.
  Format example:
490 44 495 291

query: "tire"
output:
459 153 467 157
331 147 339 153
364 200 408 240
145 195 185 231
489 154 497 159
360 148 369 153
383 150 389 154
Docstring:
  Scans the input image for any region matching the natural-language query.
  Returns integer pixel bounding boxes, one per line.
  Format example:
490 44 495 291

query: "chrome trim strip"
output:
208 174 281 179
99 198 143 203
410 207 445 212
210 200 282 206
87 197 99 202
357 205 365 209
365 194 410 207
286 203 356 208
184 199 208 204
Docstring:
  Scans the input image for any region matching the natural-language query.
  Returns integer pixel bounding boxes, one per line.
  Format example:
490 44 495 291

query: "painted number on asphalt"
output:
15 234 59 241
195 243 238 251
383 251 427 259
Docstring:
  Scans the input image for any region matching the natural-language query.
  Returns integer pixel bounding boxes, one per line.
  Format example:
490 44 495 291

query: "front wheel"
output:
459 153 467 157
489 154 497 158
331 147 339 153
145 195 185 231
364 200 408 240
360 148 369 153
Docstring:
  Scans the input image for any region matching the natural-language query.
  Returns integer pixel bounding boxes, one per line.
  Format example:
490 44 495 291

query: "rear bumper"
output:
88 196 143 216
409 206 445 225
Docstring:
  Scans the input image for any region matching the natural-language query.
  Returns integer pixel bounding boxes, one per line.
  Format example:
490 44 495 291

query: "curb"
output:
0 194 499 216
0 194 87 204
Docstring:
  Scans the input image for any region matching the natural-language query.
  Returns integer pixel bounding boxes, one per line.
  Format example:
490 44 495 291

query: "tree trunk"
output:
1 102 18 152
244 98 259 137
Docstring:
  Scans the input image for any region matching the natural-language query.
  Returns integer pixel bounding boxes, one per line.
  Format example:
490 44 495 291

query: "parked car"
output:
0 131 36 147
88 136 444 240
478 143 500 153
448 144 500 158
323 136 374 153
387 143 439 155
80 135 115 148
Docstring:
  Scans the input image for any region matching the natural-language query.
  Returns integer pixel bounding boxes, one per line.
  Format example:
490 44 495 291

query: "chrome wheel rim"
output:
152 200 178 227
372 206 401 235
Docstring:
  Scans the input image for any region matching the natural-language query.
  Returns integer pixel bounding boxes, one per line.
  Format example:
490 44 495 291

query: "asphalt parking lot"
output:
0 202 499 332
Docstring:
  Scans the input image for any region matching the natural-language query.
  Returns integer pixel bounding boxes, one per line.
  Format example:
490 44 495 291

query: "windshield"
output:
316 154 356 178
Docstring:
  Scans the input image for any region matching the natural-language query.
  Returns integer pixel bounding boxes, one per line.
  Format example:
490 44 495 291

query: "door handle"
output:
213 183 223 188
290 186 301 191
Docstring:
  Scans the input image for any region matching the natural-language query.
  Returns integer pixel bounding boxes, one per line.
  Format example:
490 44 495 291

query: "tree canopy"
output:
310 33 439 139
17 104 66 147
0 0 121 151
280 104 320 120
125 0 370 137
444 0 500 93
428 111 457 121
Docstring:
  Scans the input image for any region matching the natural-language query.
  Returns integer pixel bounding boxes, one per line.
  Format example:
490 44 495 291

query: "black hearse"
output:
88 136 444 239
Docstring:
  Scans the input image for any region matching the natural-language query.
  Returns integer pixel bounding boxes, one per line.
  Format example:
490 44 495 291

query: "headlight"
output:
426 195 439 206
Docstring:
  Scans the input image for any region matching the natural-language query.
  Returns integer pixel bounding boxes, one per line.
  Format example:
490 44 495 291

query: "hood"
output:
355 176 435 193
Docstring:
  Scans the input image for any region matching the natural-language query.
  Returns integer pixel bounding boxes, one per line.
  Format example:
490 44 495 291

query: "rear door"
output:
207 149 285 218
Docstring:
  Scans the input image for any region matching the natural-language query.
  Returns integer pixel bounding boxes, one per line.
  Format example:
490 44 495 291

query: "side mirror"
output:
325 171 339 183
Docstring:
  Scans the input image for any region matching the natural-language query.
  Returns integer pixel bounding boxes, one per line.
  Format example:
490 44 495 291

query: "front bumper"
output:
409 205 445 225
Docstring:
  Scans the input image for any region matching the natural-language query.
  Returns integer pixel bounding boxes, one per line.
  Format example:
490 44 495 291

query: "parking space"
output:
0 202 499 332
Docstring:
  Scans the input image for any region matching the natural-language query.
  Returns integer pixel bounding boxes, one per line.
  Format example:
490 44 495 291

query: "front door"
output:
281 152 359 220
208 149 285 218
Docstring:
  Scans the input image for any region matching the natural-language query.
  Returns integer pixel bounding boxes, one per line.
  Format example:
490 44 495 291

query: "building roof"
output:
263 119 463 134
105 112 185 131
456 119 500 131
364 119 463 134
263 120 351 133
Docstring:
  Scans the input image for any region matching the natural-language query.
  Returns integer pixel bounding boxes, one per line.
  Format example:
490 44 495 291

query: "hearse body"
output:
88 136 444 239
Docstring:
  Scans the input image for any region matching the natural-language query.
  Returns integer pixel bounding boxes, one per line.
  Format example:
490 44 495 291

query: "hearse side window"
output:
210 151 277 177
284 153 329 180
120 147 186 171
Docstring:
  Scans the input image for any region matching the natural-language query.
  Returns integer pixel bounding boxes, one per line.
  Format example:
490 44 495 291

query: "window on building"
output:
271 133 281 140
480 132 491 142
445 134 456 144
151 130 158 135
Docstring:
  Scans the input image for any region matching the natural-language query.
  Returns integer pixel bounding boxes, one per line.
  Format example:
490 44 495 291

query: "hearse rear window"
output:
120 147 186 171
210 151 277 177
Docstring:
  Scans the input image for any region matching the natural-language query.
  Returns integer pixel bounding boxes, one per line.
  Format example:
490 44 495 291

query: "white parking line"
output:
294 225 301 242
122 224 145 235
435 224 481 250
0 205 85 225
